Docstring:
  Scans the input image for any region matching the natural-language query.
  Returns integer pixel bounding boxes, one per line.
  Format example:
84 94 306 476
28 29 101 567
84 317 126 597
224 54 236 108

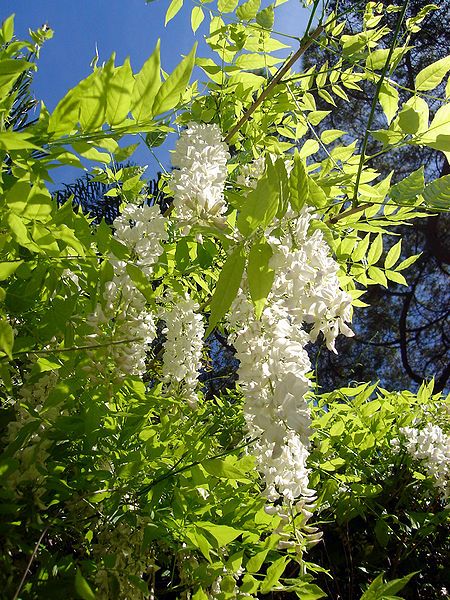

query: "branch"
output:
13 526 49 600
224 25 324 144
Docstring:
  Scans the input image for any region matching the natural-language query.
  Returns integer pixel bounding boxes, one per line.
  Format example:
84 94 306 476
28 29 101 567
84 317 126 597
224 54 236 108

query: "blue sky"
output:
3 1 310 184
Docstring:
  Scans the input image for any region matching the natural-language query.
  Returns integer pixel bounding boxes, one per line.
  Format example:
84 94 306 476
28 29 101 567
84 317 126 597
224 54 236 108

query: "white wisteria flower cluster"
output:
399 423 450 498
229 202 353 516
171 122 230 230
85 203 167 382
162 293 205 408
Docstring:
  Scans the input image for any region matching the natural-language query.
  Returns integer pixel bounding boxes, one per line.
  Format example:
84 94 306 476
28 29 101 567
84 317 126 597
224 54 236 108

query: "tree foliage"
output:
0 3 449 600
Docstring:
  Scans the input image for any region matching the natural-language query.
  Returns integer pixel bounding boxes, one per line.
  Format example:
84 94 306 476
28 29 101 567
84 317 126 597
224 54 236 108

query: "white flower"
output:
84 202 166 382
400 423 450 498
162 293 205 408
228 205 353 515
171 122 230 230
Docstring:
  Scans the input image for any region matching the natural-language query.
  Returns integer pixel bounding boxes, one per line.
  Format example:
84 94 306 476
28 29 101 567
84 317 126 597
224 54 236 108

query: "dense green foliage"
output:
0 2 449 599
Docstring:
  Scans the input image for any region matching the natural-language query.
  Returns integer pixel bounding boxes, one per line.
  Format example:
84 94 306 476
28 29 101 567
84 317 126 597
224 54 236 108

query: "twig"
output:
327 202 373 224
13 526 49 600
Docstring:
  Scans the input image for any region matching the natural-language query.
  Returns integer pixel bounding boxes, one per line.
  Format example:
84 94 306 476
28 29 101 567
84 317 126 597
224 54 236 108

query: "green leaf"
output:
165 0 183 25
366 48 405 71
0 261 22 281
218 0 239 12
78 68 107 131
367 234 383 265
386 270 407 286
256 5 274 28
403 96 429 133
237 166 279 236
381 571 418 595
289 153 308 211
368 266 387 287
152 43 197 115
360 572 385 599
247 238 275 318
132 40 161 122
321 129 346 144
422 174 450 209
7 212 37 250
415 56 450 91
329 420 345 437
0 457 18 481
206 244 245 335
308 177 327 208
374 518 390 548
48 86 81 137
1 15 15 44
294 583 327 600
203 457 249 481
398 105 420 135
385 239 402 269
0 59 35 89
236 0 261 21
420 104 450 152
36 356 63 373
247 549 269 573
390 167 425 204
260 556 288 594
7 181 53 221
352 234 370 262
75 569 96 600
0 131 41 151
191 6 205 32
106 59 134 126
197 522 242 547
126 264 154 302
0 318 14 359
379 81 399 125
395 253 420 272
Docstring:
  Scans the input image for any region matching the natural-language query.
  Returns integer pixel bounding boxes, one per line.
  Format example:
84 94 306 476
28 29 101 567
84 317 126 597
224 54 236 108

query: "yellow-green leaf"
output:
165 0 183 25
152 43 197 115
191 6 204 32
106 59 134 126
236 0 261 21
0 318 14 360
256 5 274 28
206 244 245 335
247 238 275 318
378 81 398 124
367 234 383 265
131 40 161 122
75 569 96 600
218 0 238 12
415 55 450 91
385 239 402 269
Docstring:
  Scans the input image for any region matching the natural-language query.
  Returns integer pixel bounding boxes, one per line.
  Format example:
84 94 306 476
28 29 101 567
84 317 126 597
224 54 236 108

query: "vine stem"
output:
224 25 324 144
12 526 49 600
351 0 411 207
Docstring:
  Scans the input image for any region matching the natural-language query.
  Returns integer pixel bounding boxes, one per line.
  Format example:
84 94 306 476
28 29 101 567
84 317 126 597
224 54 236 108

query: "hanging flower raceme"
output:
171 122 230 230
161 293 205 409
399 423 450 498
84 202 167 382
229 196 353 539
